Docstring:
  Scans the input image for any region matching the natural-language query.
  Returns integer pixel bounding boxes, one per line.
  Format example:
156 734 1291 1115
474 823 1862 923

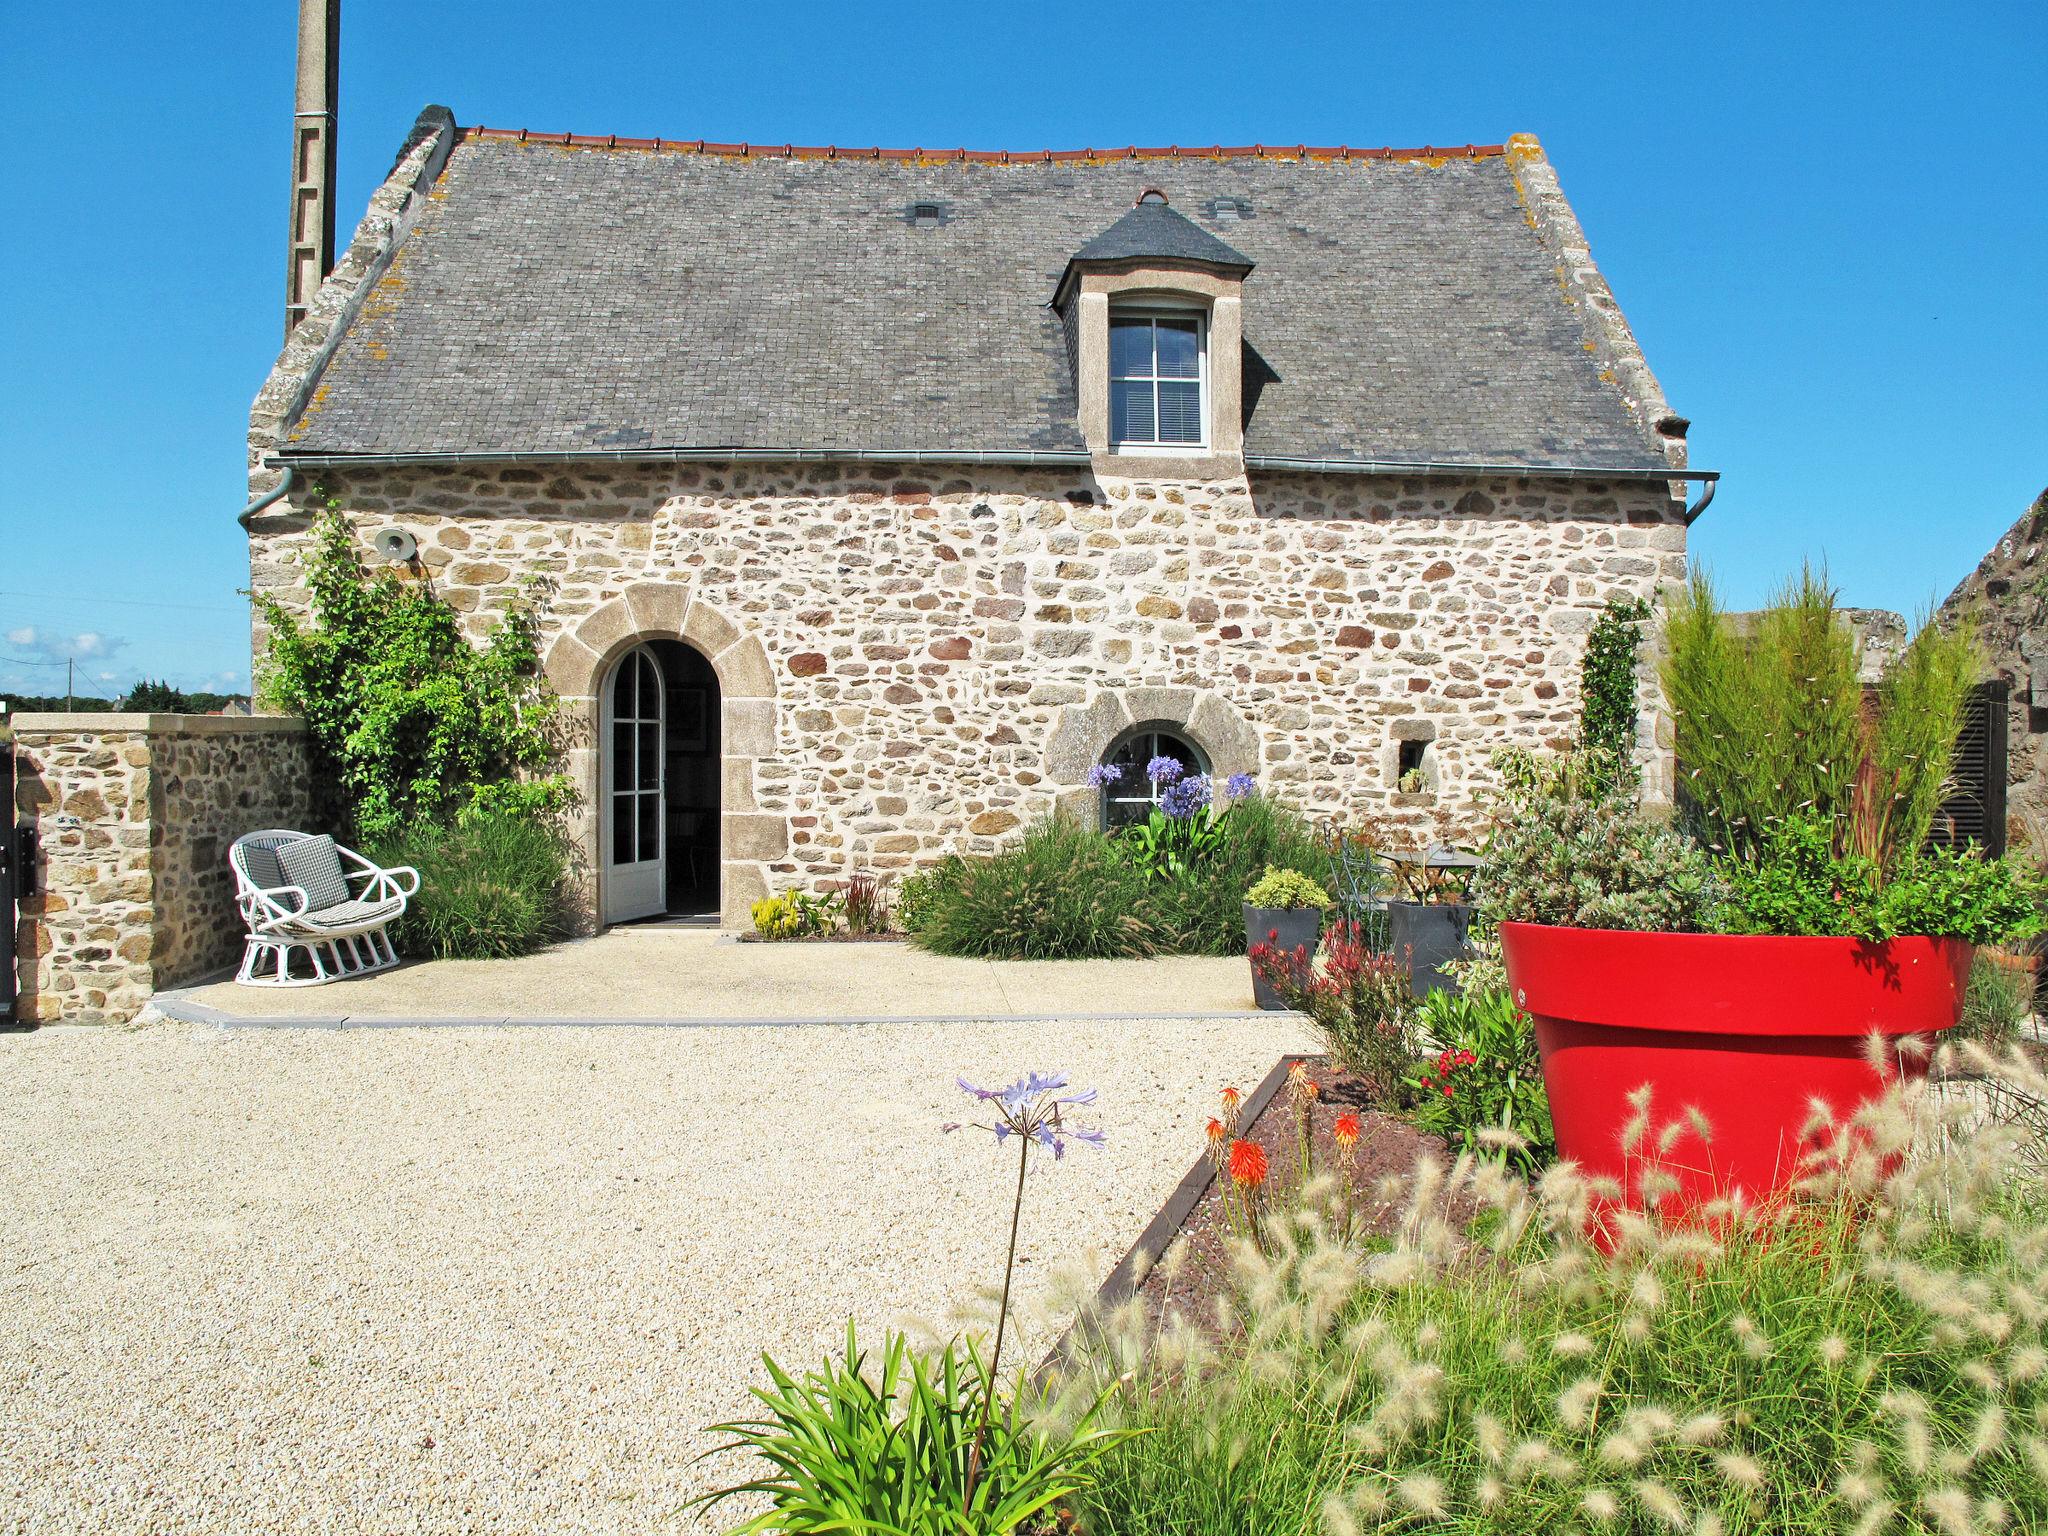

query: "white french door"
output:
602 645 666 924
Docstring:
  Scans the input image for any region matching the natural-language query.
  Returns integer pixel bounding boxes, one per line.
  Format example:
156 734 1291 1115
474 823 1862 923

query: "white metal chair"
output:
230 830 420 987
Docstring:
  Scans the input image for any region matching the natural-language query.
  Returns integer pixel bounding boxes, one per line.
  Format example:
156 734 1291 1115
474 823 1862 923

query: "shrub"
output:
1406 986 1552 1172
1244 866 1330 911
1152 795 1334 956
371 811 568 959
1474 747 1724 933
1663 565 1977 865
898 856 967 936
751 890 840 940
909 815 1171 959
257 510 568 842
1251 919 1414 1102
1066 1060 2048 1535
842 871 891 935
1717 816 2046 944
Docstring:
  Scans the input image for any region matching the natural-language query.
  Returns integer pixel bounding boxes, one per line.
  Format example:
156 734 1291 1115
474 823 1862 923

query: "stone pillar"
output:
10 714 312 1023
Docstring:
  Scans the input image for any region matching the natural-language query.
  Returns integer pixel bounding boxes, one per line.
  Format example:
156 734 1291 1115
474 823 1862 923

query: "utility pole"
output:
65 659 73 713
286 0 340 334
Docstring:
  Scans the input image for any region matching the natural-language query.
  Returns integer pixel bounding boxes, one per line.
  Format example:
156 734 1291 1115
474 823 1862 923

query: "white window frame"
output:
1108 303 1210 455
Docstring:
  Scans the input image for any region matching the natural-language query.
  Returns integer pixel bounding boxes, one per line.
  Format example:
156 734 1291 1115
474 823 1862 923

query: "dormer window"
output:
1109 308 1208 451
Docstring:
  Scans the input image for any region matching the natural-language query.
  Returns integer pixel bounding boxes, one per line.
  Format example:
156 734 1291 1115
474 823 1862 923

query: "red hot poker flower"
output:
1228 1138 1269 1189
1205 1117 1226 1143
1333 1112 1361 1147
1221 1086 1242 1111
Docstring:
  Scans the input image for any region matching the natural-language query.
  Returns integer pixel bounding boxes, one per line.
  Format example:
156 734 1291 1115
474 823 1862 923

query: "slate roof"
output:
283 130 1675 472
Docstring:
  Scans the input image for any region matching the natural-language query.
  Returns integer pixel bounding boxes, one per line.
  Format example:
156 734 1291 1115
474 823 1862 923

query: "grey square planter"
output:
1387 900 1473 999
1244 904 1324 1011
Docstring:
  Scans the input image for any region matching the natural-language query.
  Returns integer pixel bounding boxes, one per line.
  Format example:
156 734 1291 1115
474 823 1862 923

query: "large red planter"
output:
1499 922 1970 1212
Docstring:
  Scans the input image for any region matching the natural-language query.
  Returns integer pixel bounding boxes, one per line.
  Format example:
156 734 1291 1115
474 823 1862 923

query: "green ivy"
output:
254 510 569 842
1578 594 1650 765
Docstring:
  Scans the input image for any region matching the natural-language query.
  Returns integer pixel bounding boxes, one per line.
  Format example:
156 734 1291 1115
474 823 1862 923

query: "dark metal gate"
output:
2 810 21 1023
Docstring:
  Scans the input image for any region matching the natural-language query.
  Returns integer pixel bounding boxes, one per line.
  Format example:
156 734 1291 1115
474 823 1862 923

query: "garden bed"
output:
733 931 905 945
1102 1054 1453 1335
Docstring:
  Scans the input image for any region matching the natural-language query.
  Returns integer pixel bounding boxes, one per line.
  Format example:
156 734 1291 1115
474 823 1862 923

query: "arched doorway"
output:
601 639 721 924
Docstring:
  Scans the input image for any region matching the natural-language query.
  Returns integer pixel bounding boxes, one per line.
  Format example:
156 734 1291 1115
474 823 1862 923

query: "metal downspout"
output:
237 463 296 530
1683 477 1717 525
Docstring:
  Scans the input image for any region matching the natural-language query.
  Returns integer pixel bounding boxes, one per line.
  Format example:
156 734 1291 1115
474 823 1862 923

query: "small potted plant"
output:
1243 866 1330 1010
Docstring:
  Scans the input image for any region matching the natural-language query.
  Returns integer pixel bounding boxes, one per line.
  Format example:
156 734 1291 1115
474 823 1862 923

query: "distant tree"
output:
0 693 120 713
121 679 191 713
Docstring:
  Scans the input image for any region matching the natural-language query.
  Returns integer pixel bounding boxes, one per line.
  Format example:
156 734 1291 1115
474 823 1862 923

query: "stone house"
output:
245 107 1712 930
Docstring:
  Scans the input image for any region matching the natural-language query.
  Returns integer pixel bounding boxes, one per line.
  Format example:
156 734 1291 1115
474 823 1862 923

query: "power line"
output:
0 588 245 615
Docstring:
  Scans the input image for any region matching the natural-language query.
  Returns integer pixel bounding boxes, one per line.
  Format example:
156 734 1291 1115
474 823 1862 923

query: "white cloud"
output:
4 627 129 666
5 626 34 646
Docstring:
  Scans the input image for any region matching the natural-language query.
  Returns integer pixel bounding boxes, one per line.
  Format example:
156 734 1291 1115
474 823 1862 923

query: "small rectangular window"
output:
1109 310 1209 452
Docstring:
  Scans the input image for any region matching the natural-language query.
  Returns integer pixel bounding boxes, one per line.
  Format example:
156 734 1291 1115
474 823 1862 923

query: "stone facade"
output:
10 715 311 1022
248 461 1687 929
1941 488 2048 850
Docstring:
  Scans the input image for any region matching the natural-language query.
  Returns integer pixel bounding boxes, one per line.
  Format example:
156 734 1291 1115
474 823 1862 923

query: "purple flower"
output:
1085 762 1123 789
1146 755 1186 786
1159 773 1213 820
1225 772 1258 800
946 1071 1104 1157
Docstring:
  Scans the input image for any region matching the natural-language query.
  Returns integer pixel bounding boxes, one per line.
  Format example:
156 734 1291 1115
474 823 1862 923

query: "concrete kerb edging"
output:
145 989 1299 1032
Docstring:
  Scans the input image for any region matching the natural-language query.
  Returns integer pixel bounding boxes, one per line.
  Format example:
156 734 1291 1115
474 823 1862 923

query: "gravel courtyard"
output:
2 1014 1306 1534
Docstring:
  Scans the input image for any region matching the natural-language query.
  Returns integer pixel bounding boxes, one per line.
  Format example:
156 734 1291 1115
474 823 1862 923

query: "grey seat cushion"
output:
299 896 405 932
275 835 353 913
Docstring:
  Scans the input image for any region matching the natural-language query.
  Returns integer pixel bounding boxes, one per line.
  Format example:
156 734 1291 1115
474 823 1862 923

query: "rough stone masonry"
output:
249 461 1686 929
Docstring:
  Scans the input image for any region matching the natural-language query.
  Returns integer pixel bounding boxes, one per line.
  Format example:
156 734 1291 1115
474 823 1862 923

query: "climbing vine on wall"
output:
255 510 569 841
1580 595 1652 769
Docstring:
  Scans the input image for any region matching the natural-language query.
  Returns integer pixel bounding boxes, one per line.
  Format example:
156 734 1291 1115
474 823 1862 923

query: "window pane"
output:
612 720 632 784
1155 318 1200 378
612 795 634 865
638 724 661 790
1157 381 1203 444
614 656 637 718
1109 318 1152 378
1111 379 1155 444
638 799 659 861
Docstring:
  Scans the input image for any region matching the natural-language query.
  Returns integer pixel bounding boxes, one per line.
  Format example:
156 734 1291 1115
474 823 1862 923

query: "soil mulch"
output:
1129 1057 1453 1332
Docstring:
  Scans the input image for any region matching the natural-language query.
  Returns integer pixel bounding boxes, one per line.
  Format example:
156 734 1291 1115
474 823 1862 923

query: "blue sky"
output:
2 1 2042 700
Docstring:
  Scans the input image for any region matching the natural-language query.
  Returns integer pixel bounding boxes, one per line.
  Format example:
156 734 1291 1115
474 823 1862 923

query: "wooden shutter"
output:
1927 682 2008 856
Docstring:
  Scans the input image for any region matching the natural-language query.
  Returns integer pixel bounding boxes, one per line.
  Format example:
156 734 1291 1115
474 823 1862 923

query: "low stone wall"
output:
10 714 312 1023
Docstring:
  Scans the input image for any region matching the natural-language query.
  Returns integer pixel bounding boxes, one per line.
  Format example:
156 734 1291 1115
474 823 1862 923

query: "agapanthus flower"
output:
1225 772 1257 799
1159 773 1212 820
1085 762 1123 789
1146 755 1185 786
946 1071 1104 1159
1228 1138 1269 1189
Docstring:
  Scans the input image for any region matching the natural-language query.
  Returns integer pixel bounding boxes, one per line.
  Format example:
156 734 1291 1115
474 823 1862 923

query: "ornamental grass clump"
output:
910 815 1170 959
370 809 569 959
1057 1044 2048 1536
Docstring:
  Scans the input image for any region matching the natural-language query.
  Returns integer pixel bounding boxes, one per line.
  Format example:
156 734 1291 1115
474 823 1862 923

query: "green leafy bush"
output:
257 510 568 842
370 811 568 959
899 856 967 936
698 1324 1131 1535
1067 1066 2048 1535
909 815 1170 959
1407 986 1552 1171
1717 817 2046 944
1474 748 1724 933
1244 865 1331 911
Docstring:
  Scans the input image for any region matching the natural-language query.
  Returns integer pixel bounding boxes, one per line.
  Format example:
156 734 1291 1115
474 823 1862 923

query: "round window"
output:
1095 726 1209 829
